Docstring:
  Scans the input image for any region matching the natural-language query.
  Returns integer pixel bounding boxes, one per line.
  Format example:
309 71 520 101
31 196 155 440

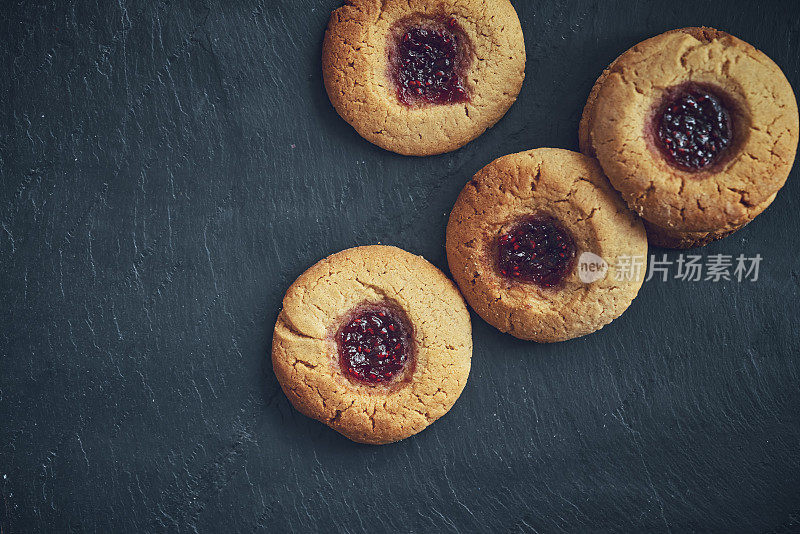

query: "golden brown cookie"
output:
644 193 776 248
579 27 798 248
322 0 525 156
446 148 648 342
272 245 472 444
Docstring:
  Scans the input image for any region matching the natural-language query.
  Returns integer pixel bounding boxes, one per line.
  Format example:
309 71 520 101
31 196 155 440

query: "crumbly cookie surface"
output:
645 193 776 249
272 245 472 444
579 27 798 234
322 0 526 156
446 148 648 342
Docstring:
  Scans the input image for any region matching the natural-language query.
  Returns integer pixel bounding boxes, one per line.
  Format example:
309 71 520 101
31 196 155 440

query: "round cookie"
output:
272 245 472 444
579 27 798 248
322 0 525 156
446 148 648 342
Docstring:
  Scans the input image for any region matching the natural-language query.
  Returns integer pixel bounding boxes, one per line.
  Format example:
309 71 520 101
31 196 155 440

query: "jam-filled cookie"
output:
446 149 647 342
322 0 525 156
579 27 799 248
272 245 472 444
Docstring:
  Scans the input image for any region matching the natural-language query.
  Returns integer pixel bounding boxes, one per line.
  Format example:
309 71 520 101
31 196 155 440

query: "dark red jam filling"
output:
390 17 469 106
655 85 733 171
497 215 577 288
336 304 411 385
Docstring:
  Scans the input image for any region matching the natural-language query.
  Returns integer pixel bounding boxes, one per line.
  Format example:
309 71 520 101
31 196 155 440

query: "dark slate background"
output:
1 0 799 532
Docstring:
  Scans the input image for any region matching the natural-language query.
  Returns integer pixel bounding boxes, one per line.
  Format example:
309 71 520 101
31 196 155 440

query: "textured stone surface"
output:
1 0 798 532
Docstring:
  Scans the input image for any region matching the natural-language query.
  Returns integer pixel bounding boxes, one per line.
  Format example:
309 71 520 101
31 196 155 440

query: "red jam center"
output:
336 305 411 384
390 17 469 106
656 85 733 171
498 215 577 288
